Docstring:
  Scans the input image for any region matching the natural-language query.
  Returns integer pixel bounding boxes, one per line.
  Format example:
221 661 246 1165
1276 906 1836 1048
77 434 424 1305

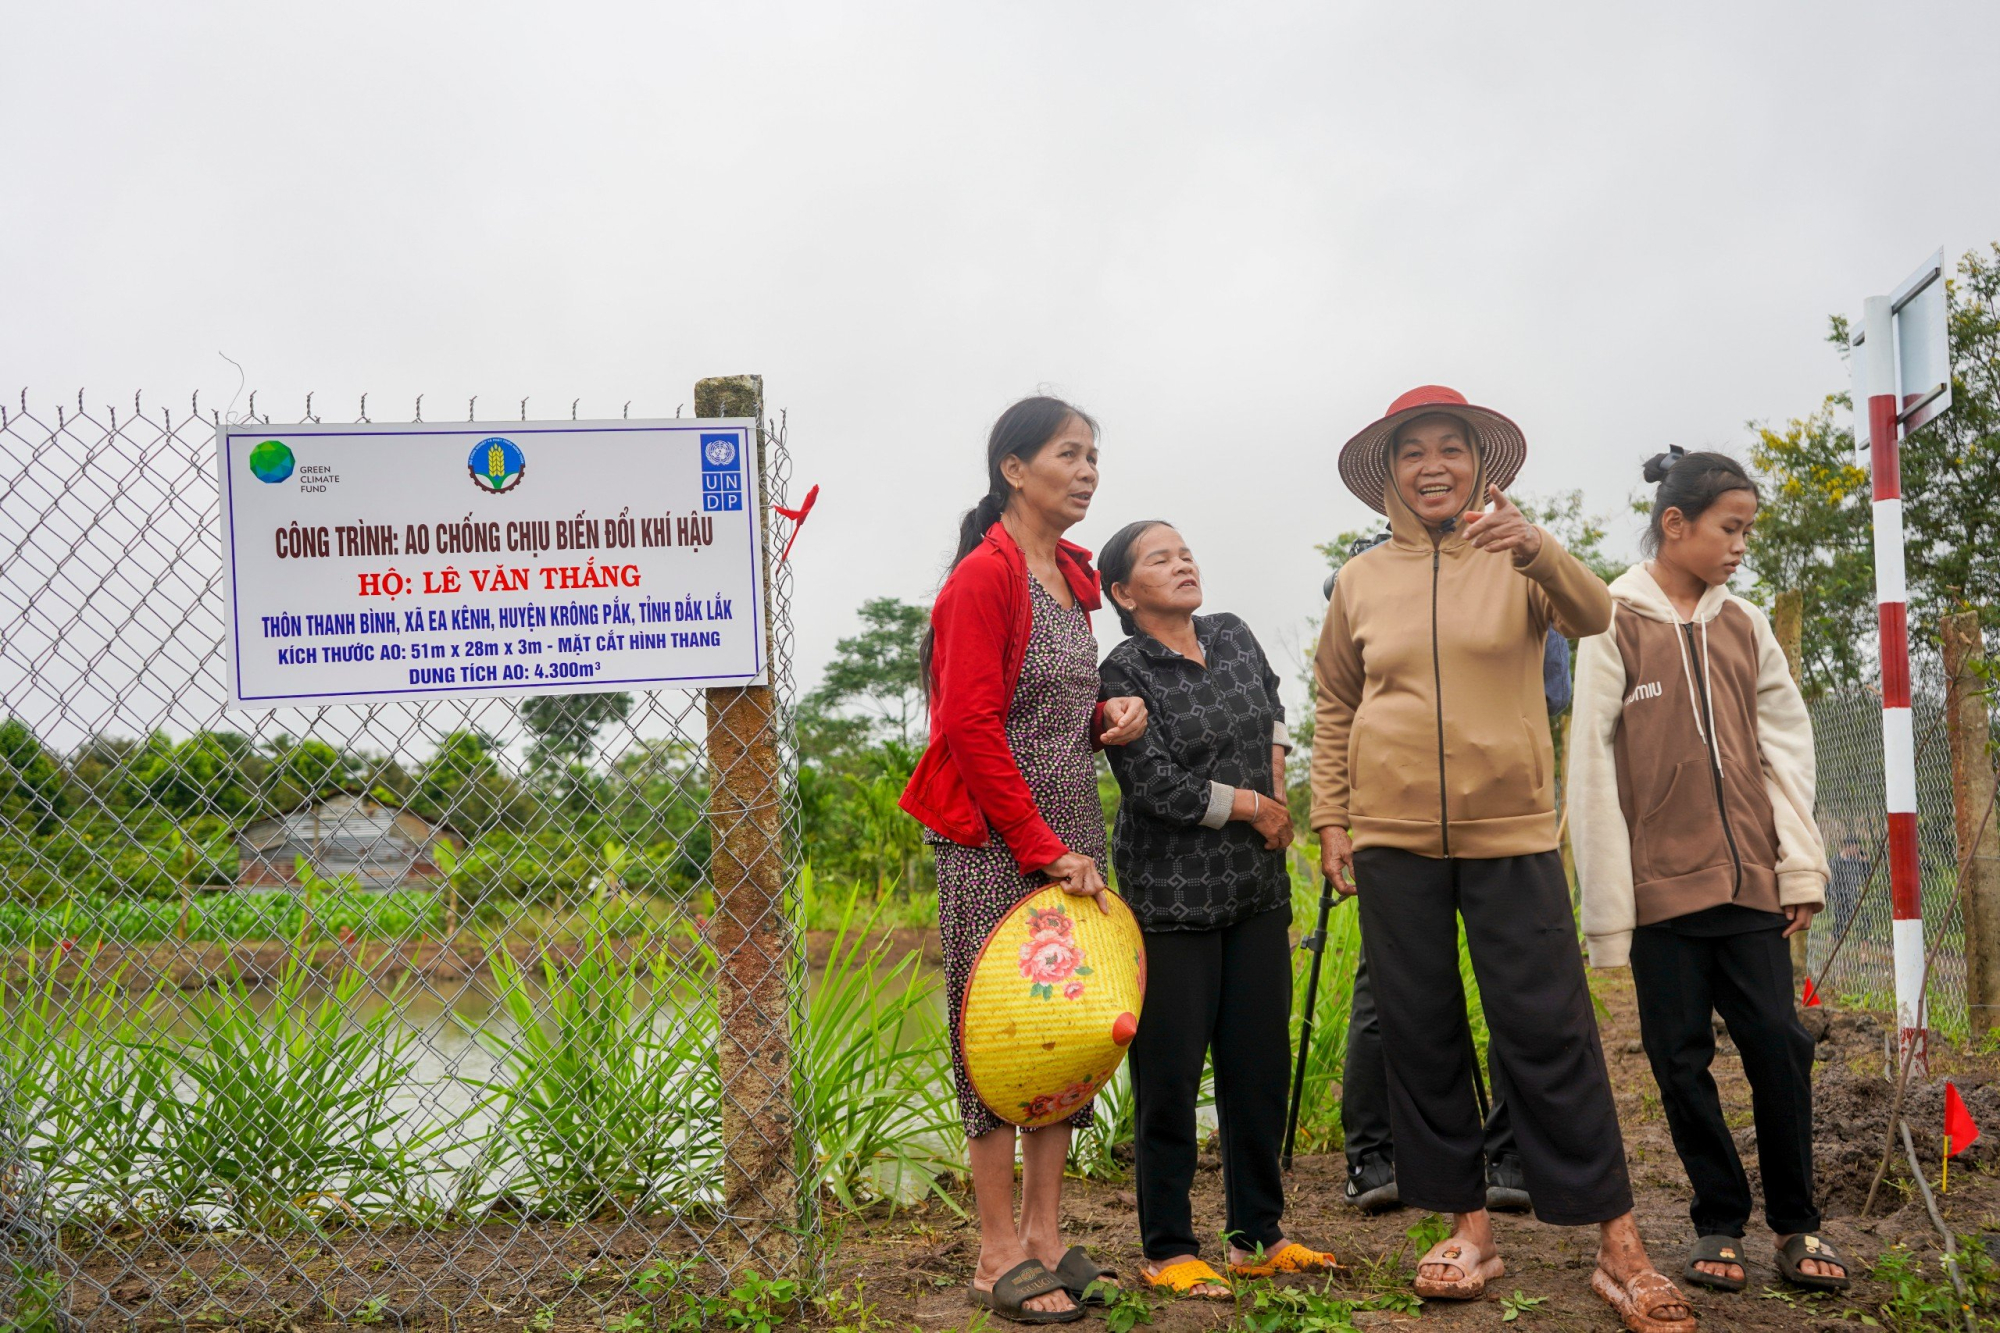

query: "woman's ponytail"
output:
949 491 1009 572
919 396 1098 703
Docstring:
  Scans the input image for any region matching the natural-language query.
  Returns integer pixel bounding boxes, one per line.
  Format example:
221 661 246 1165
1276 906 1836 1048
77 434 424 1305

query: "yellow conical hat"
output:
961 887 1146 1129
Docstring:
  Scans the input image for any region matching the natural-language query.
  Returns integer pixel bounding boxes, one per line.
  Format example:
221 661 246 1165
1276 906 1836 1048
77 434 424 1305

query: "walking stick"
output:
1282 875 1342 1171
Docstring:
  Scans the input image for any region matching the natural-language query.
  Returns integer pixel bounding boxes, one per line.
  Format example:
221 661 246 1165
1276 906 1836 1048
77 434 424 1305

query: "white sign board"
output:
1890 249 1952 435
1853 247 1953 461
217 419 766 708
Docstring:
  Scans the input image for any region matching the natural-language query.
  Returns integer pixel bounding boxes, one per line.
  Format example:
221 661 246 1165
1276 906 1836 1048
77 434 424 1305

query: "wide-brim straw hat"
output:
1338 385 1527 515
961 886 1146 1129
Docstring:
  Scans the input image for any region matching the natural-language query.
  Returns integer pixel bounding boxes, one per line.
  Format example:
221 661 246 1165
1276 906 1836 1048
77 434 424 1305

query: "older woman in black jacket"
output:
1097 520 1336 1300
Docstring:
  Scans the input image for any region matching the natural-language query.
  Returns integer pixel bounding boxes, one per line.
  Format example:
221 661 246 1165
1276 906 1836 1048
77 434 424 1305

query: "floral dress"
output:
930 574 1108 1138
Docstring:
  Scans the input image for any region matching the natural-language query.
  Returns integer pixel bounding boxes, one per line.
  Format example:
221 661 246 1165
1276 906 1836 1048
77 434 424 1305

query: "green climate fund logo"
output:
248 439 294 483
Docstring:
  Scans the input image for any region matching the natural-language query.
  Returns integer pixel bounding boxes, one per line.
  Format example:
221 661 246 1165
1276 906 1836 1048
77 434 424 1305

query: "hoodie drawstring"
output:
1673 618 1706 743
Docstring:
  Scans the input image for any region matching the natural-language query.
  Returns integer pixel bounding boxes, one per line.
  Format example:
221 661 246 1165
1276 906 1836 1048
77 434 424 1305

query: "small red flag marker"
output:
1945 1081 1980 1192
1802 976 1821 1007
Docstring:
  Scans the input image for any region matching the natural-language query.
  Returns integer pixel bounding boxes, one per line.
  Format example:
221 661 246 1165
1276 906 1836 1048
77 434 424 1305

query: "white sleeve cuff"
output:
1200 781 1235 830
1586 931 1632 969
1272 720 1294 752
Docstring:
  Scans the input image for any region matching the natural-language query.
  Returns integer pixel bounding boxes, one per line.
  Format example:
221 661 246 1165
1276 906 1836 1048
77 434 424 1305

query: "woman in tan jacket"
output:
1312 386 1692 1333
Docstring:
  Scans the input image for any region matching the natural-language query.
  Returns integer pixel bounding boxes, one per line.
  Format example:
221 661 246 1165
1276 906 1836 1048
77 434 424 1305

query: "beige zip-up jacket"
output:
1570 564 1828 967
1310 477 1612 858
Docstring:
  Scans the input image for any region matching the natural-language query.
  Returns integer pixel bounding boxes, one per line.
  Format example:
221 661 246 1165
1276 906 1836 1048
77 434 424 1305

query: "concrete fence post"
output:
1943 611 2000 1039
1774 591 1809 979
697 373 804 1276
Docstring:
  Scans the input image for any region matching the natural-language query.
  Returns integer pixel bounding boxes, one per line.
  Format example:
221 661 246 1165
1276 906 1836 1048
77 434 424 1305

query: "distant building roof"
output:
235 790 461 890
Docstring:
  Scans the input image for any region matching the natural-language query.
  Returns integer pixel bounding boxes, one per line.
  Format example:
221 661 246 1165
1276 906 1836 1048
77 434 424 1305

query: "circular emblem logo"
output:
704 437 738 467
248 439 294 484
468 437 526 493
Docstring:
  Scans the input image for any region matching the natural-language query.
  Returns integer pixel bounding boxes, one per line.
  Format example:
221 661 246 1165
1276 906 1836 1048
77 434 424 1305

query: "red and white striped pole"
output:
1860 293 1925 1056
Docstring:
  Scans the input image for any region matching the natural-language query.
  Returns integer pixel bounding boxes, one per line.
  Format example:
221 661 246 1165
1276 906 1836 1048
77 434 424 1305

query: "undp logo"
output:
700 432 743 512
468 437 526 494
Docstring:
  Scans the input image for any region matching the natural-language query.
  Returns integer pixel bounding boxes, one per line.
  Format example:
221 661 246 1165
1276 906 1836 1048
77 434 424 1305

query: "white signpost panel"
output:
217 418 766 708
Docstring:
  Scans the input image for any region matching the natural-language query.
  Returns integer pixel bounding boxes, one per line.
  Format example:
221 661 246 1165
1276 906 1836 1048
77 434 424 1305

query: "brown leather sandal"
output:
1591 1266 1696 1333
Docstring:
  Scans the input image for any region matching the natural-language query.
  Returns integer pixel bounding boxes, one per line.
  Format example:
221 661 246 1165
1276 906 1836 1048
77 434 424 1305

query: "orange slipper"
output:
1230 1241 1342 1278
1143 1259 1233 1300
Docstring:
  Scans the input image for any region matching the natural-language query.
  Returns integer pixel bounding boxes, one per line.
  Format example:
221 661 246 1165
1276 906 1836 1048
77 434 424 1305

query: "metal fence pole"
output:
696 375 806 1279
1943 611 2000 1038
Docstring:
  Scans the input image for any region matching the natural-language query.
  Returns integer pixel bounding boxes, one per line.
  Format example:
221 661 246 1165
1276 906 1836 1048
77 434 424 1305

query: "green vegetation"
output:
151 962 430 1228
1867 1238 2000 1330
801 885 958 1210
0 886 448 946
0 881 948 1232
466 930 718 1220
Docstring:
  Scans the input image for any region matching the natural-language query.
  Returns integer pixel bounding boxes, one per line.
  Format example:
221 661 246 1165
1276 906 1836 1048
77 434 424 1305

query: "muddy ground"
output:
51 966 2000 1330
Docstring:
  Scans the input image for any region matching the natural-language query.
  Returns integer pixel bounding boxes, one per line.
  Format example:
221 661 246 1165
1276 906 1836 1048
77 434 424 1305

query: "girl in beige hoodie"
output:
1569 449 1846 1296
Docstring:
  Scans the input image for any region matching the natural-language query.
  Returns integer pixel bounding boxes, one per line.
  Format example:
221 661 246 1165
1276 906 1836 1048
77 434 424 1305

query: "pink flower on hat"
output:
1063 980 1085 1001
1053 1080 1095 1112
1020 931 1085 988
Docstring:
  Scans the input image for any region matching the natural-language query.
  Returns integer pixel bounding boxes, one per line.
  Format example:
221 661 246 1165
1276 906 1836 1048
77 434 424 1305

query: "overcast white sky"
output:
8 0 2000 714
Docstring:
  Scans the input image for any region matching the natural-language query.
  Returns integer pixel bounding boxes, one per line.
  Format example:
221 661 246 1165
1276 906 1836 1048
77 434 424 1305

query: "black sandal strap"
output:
1779 1233 1846 1271
994 1259 1065 1304
1058 1247 1114 1281
1690 1235 1744 1266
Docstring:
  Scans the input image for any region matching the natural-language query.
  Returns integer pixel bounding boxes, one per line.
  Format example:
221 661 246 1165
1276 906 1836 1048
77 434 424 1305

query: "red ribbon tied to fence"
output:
775 483 819 563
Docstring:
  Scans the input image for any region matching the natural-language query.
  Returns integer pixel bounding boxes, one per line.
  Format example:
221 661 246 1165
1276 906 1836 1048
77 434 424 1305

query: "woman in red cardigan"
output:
902 395 1147 1324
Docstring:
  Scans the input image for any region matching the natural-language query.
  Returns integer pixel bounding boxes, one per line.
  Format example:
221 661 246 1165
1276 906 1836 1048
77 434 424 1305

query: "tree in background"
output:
1748 242 2000 693
798 597 931 890
520 692 636 769
262 734 352 810
0 716 68 835
414 730 524 834
804 597 928 747
138 731 258 819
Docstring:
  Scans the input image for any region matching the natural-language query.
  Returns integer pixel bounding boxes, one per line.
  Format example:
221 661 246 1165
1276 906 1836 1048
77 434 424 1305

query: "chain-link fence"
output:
1804 657 1968 1033
0 384 815 1329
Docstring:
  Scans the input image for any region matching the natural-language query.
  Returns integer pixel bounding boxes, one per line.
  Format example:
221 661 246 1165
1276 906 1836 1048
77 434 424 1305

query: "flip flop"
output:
1052 1247 1118 1306
968 1258 1085 1325
1412 1238 1504 1300
1590 1267 1695 1333
1143 1258 1233 1300
1230 1241 1342 1278
1775 1233 1851 1292
1683 1234 1747 1292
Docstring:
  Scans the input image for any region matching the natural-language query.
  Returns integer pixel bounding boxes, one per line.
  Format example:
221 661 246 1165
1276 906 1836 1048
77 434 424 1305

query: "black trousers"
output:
1355 847 1632 1225
1129 906 1291 1259
1343 950 1518 1168
1629 925 1821 1237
